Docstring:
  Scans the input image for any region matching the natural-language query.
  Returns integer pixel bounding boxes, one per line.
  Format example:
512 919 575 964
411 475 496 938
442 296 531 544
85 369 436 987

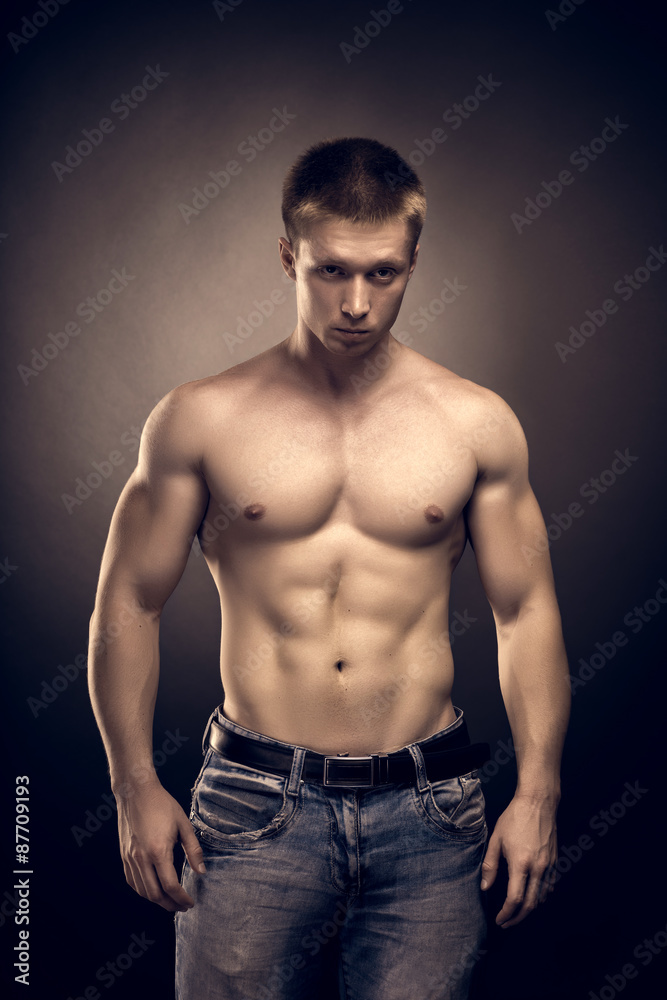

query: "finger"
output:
126 846 185 912
122 857 137 894
480 835 501 890
126 855 151 903
539 843 559 902
137 859 185 912
153 859 195 911
495 866 528 926
538 866 556 903
499 869 543 928
179 819 207 876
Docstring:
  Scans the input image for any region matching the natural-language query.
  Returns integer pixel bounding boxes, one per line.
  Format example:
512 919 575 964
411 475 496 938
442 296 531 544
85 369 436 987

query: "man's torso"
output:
185 338 497 754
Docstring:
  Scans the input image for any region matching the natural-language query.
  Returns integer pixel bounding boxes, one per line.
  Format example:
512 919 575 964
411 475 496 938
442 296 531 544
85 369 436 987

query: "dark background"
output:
1 0 666 997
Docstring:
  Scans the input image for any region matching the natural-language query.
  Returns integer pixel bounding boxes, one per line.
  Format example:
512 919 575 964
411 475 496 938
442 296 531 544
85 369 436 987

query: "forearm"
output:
88 595 162 793
497 601 571 802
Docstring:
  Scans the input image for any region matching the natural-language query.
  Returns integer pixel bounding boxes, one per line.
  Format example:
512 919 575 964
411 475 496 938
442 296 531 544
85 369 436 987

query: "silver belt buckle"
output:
323 753 389 787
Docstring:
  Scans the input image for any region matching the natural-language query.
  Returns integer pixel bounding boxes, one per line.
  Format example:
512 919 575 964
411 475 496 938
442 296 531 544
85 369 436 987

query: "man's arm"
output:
88 385 210 912
463 390 571 928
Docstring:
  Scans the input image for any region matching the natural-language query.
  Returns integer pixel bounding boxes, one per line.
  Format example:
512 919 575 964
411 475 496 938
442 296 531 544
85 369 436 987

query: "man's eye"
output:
320 266 341 275
375 269 394 278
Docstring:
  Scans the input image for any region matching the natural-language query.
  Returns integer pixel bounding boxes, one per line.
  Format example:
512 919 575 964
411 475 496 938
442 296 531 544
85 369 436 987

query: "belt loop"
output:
372 753 389 784
201 704 220 755
407 743 430 792
287 747 307 796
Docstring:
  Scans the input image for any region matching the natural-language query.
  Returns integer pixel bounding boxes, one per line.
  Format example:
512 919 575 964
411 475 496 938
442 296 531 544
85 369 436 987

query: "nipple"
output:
243 503 266 520
424 504 444 523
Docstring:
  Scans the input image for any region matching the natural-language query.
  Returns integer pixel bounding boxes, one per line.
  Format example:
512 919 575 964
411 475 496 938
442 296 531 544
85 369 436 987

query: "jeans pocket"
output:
417 772 487 838
190 753 298 848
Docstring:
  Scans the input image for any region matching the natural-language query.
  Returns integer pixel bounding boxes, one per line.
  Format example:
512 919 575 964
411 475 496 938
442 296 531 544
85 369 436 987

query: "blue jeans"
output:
175 705 488 999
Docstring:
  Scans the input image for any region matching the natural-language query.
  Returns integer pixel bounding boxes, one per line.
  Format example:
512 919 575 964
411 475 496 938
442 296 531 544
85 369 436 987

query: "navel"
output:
424 504 444 523
335 659 345 672
243 502 266 520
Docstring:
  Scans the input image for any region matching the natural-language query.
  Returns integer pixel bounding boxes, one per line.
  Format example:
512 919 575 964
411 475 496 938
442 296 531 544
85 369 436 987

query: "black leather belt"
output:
205 717 490 788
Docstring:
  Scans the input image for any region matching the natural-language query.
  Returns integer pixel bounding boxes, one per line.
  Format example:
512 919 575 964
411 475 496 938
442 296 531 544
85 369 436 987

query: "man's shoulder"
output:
407 358 528 479
139 369 246 464
156 349 277 423
409 354 517 426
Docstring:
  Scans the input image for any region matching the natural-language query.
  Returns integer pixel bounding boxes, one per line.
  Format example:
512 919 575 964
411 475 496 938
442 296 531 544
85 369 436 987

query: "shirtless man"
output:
88 137 570 1000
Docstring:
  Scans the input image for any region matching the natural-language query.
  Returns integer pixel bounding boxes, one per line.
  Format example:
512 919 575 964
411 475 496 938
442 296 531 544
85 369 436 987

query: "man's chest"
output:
200 396 479 548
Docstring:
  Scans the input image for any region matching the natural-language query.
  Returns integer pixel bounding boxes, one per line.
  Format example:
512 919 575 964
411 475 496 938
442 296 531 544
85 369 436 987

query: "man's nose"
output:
341 277 370 319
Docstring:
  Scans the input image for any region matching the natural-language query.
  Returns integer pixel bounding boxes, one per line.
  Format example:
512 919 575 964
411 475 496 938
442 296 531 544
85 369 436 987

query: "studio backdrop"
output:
1 1 665 997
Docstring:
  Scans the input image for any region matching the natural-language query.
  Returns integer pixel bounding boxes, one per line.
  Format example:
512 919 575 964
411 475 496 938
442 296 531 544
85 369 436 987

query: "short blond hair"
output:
282 137 426 256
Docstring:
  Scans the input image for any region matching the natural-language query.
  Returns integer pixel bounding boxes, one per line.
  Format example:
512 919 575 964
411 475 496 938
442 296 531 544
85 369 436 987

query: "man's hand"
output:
115 780 207 912
480 794 558 928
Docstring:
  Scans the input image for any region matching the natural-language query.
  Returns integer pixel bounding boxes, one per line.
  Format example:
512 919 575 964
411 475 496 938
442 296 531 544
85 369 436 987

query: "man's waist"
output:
204 715 490 788
223 623 458 688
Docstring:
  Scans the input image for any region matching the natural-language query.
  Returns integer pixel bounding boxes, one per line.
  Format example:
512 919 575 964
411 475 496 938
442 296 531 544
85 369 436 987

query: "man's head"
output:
281 137 426 259
279 138 426 360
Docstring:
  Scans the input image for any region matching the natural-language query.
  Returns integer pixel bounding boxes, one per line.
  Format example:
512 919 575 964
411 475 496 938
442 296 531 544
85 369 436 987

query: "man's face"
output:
279 216 418 357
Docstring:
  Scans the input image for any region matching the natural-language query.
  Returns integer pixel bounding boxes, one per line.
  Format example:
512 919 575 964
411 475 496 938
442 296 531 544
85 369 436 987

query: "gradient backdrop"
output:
1 0 666 997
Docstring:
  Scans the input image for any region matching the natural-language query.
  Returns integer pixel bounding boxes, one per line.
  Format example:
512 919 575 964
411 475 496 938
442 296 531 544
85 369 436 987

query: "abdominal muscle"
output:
209 536 460 756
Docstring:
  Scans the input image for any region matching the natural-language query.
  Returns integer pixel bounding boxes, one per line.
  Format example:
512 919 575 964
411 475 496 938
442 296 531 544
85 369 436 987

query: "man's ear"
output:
279 237 297 280
408 243 420 280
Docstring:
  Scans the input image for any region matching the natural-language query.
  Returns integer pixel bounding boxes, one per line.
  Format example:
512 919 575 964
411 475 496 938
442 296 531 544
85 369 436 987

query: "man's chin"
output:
323 329 384 354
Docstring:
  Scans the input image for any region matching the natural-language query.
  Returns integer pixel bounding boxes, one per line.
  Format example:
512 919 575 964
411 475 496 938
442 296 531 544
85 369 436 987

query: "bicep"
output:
464 400 556 628
94 391 210 615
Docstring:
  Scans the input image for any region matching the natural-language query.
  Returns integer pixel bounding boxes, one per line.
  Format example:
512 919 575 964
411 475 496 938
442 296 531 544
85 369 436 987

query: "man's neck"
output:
281 327 408 399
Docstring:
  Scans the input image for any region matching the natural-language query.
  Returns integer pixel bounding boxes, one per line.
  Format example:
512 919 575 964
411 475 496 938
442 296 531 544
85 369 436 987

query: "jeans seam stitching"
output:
327 798 349 894
190 791 299 848
410 784 486 841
